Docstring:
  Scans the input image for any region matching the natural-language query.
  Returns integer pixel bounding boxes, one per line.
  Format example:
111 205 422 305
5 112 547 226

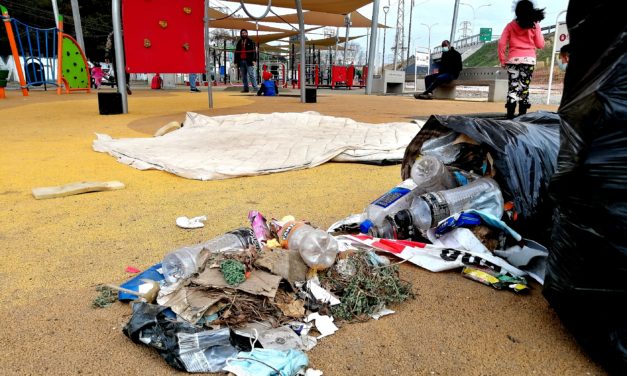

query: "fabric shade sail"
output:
224 0 373 15
209 8 284 31
297 35 365 47
241 11 386 28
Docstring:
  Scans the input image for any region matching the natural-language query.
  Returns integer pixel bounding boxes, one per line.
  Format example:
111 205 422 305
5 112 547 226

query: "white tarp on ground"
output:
93 112 423 181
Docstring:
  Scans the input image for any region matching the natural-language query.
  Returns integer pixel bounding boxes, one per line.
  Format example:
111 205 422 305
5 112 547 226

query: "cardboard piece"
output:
32 180 125 199
254 248 308 285
192 268 281 299
157 286 226 324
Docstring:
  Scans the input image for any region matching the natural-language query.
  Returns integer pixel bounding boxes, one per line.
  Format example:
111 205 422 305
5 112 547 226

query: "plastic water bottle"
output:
360 156 457 234
392 177 504 238
410 155 457 192
278 221 338 270
162 228 260 283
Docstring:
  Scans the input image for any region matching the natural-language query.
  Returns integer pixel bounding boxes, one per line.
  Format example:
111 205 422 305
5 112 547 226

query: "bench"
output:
433 67 508 102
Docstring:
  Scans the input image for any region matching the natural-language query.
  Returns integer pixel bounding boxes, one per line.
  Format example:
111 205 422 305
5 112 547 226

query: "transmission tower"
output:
392 0 405 70
459 21 472 39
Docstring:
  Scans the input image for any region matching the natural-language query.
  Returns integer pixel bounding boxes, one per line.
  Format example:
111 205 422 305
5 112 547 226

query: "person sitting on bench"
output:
415 40 462 100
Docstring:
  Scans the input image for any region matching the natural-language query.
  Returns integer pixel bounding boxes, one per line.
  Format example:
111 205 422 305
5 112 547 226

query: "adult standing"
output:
234 29 258 93
498 0 545 119
189 73 200 92
414 40 462 100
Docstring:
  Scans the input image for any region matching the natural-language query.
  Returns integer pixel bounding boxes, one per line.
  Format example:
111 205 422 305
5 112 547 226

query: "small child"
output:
91 63 104 89
257 70 278 96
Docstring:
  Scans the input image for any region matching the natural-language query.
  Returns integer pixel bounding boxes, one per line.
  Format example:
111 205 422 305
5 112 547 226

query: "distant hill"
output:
464 35 558 67
463 34 566 85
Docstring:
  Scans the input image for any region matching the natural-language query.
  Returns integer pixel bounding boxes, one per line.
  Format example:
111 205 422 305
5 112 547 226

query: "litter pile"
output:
101 111 565 375
104 213 414 375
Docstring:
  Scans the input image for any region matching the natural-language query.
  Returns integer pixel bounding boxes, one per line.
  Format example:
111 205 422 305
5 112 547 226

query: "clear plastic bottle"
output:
162 228 260 283
393 177 504 236
359 179 418 234
360 156 458 234
279 221 338 270
410 155 457 193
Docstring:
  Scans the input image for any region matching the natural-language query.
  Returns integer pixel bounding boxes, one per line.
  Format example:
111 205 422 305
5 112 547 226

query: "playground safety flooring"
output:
0 87 606 375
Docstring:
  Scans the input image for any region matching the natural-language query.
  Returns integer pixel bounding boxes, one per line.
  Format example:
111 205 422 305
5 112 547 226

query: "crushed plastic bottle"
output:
162 227 260 283
360 156 458 234
391 177 504 239
279 221 338 270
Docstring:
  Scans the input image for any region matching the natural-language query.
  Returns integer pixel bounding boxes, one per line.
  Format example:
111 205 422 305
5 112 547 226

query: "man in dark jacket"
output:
415 40 462 99
234 29 258 93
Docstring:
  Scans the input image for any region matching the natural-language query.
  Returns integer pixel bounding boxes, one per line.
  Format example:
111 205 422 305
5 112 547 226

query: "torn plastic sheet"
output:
306 277 341 306
337 234 525 277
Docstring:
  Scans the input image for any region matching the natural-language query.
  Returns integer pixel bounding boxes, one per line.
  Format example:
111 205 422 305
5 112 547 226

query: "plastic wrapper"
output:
123 302 238 372
542 1 627 373
401 111 560 242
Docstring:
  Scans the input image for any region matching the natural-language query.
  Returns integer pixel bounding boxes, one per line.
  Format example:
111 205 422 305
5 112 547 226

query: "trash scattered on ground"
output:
125 266 141 273
32 180 125 199
176 215 207 229
92 285 117 308
105 112 568 374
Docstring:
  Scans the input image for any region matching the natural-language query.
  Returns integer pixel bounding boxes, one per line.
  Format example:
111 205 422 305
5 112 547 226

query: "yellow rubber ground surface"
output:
0 88 605 375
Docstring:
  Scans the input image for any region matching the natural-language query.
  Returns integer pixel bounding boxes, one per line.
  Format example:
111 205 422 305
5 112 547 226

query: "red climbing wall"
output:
122 0 204 73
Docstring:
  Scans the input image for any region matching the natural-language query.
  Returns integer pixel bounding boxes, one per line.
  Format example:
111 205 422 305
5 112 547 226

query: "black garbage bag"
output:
401 111 560 242
123 303 238 372
542 0 627 374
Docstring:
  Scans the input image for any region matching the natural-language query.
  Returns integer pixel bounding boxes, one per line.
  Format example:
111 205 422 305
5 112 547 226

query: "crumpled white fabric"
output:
176 215 207 229
93 111 423 181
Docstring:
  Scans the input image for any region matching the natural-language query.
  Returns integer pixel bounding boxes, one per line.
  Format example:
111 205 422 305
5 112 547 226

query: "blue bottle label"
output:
372 187 411 208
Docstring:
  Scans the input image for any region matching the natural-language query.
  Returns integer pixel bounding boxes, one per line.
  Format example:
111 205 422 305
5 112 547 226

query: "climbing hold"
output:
159 20 168 28
183 7 192 14
182 43 190 51
144 38 151 48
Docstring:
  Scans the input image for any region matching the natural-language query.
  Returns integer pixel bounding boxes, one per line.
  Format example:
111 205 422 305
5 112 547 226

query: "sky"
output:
212 0 569 64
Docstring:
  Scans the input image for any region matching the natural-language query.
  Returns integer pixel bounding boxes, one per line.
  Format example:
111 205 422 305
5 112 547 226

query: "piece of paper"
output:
192 268 281 298
307 278 341 306
371 308 395 320
176 215 207 229
305 312 338 339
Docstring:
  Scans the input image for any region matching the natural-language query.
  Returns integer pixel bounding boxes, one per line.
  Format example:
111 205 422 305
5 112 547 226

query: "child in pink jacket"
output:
91 63 104 89
498 0 545 119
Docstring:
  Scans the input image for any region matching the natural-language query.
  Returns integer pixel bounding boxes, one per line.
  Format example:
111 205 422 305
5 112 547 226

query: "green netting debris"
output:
321 251 414 322
92 285 118 308
220 259 246 285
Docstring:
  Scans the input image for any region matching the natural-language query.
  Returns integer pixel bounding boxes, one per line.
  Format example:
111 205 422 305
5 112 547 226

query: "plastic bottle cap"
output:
359 219 374 234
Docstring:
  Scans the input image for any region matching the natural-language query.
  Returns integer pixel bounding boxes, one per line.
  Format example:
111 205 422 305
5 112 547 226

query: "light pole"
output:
459 2 491 35
382 5 390 71
421 22 437 74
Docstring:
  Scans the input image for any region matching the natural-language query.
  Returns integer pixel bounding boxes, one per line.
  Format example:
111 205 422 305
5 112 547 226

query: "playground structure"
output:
110 0 380 112
0 5 90 97
295 63 368 89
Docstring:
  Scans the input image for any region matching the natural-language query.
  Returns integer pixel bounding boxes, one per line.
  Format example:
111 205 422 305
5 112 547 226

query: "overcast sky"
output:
213 0 569 63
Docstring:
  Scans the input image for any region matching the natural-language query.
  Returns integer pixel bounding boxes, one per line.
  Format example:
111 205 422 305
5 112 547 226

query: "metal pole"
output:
295 0 306 102
450 0 461 44
51 0 60 28
112 0 127 113
366 0 380 95
343 13 352 65
383 8 389 70
406 0 414 63
547 10 567 105
70 0 85 51
204 0 213 108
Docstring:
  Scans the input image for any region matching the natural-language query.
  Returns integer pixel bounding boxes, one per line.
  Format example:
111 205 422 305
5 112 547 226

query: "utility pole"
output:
382 5 390 71
450 0 461 44
406 0 414 63
421 22 437 74
392 0 405 70
343 13 352 64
